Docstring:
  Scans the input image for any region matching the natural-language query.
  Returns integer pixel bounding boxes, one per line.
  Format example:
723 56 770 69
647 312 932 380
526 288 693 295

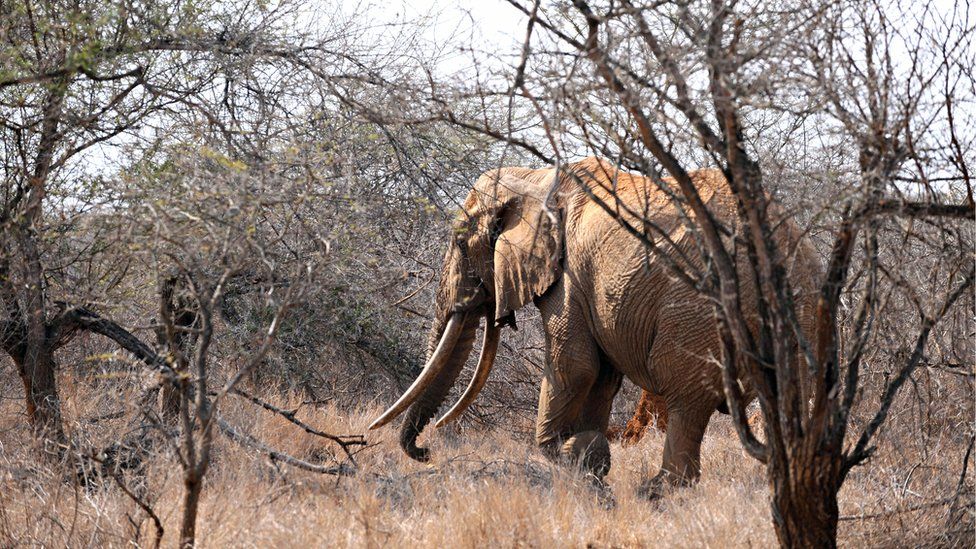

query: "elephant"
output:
369 157 820 496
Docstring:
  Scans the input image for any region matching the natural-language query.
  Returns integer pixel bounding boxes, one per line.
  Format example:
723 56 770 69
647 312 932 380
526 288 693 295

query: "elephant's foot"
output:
540 431 615 507
559 430 612 480
587 474 616 510
636 469 694 501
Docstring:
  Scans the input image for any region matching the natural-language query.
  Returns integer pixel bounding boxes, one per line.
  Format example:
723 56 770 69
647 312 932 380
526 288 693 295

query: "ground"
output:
1 376 971 547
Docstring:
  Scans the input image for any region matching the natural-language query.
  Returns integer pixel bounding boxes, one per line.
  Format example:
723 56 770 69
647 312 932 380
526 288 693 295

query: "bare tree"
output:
0 2 442 544
420 0 973 545
0 0 313 449
122 147 347 545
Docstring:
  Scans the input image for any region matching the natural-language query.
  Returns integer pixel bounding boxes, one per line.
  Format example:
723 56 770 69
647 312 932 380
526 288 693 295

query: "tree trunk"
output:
179 471 203 548
768 448 842 548
160 377 182 422
157 273 197 422
14 348 65 448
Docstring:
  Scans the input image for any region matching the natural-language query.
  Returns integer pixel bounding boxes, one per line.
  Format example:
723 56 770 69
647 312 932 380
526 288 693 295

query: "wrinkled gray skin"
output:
385 157 820 495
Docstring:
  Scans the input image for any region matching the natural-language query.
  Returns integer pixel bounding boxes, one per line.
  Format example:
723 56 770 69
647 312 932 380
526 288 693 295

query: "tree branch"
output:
49 307 175 379
845 265 975 471
227 388 366 460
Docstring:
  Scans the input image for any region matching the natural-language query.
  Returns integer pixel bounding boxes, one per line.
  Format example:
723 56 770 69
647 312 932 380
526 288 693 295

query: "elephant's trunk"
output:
368 313 468 431
434 321 500 428
397 312 481 461
369 235 495 461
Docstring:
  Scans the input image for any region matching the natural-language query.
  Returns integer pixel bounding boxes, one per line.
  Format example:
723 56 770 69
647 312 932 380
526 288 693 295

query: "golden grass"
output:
0 375 972 548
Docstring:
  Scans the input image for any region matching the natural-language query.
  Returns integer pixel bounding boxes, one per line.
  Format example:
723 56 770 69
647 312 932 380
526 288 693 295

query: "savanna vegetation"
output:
0 0 972 547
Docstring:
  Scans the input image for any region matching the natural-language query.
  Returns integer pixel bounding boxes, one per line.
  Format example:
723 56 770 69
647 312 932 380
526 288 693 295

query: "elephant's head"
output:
368 168 563 461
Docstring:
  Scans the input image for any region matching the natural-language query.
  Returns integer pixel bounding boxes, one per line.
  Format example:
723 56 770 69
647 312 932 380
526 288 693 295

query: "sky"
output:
378 1 523 49
354 0 529 76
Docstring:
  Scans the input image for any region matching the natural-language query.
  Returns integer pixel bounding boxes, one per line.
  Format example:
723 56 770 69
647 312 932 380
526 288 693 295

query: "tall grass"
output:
1 369 971 547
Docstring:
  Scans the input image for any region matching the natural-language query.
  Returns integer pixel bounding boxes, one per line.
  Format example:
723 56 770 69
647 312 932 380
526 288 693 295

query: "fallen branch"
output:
226 389 366 462
839 497 954 521
215 415 356 476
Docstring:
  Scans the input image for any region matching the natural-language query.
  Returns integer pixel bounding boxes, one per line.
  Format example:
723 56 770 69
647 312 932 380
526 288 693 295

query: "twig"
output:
83 410 126 424
86 451 163 549
392 274 435 307
947 435 976 524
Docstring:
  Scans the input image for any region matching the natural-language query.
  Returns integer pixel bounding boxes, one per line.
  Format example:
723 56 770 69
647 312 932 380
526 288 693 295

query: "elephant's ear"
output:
492 185 562 326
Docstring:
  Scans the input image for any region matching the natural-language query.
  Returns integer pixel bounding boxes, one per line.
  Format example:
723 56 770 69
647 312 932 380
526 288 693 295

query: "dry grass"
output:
0 368 972 548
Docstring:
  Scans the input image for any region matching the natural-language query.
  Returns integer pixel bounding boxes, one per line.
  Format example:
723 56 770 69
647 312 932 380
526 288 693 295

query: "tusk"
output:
434 321 500 428
368 314 465 430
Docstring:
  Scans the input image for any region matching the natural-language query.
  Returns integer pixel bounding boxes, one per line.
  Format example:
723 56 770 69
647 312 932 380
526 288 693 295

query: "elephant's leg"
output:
562 361 623 478
637 406 712 499
574 359 623 434
536 367 617 479
534 283 615 479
